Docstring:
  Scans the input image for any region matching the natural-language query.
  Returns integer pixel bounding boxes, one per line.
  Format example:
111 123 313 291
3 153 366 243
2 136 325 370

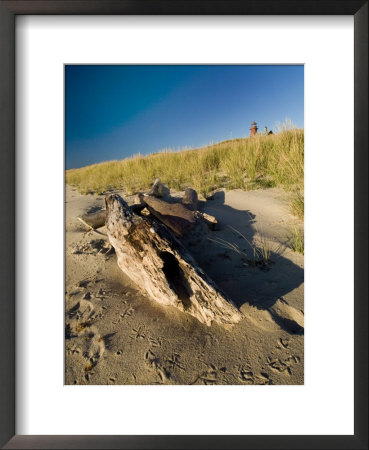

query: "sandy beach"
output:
65 185 304 385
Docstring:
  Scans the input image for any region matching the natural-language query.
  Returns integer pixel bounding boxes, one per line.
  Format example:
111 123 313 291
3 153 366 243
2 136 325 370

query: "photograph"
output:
65 64 304 385
1 0 366 446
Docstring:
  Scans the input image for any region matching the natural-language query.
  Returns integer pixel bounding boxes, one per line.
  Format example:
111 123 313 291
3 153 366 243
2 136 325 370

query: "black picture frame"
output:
0 1 367 449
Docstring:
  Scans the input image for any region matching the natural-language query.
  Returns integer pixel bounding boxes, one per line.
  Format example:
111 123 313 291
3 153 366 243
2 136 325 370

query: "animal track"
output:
121 306 135 319
286 354 300 364
145 349 157 365
68 299 94 320
131 325 146 340
66 344 81 355
95 287 112 299
148 336 162 348
167 353 185 372
191 368 217 385
267 357 289 374
279 337 290 348
77 280 90 288
65 299 114 380
66 299 95 336
145 350 170 383
81 326 105 374
72 239 113 256
266 354 301 375
191 361 218 385
254 373 271 385
239 368 254 384
237 365 272 385
113 307 135 324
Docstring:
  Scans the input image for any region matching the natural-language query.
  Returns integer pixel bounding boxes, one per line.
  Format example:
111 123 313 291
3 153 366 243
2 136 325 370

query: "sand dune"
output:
65 185 304 385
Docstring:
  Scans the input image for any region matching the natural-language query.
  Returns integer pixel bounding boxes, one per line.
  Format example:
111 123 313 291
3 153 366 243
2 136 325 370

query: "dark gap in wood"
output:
159 251 192 310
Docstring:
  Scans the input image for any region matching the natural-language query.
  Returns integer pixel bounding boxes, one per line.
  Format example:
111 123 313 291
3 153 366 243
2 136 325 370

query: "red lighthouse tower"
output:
250 121 258 136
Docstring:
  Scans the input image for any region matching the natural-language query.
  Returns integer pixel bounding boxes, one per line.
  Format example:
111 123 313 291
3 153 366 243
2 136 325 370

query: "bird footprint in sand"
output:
266 354 300 375
131 325 146 340
145 350 170 383
238 365 272 385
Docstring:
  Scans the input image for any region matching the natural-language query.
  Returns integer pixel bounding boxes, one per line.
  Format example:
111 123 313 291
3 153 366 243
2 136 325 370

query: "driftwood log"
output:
78 185 218 235
182 188 198 211
105 194 242 327
142 195 196 236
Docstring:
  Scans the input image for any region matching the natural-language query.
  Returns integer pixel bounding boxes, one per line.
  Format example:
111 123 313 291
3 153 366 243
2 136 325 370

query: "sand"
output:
65 185 304 385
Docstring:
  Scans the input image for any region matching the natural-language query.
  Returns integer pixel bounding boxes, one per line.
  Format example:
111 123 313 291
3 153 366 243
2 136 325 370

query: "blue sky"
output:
65 65 304 169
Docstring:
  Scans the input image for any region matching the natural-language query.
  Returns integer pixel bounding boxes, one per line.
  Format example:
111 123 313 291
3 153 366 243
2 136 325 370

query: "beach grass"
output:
288 226 305 254
66 124 304 218
208 225 274 268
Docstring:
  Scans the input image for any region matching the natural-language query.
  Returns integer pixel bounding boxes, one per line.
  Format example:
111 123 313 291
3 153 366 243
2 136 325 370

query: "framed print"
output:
64 63 305 388
0 1 367 449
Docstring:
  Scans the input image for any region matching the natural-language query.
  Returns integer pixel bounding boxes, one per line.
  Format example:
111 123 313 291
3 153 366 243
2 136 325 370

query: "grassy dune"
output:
66 127 304 218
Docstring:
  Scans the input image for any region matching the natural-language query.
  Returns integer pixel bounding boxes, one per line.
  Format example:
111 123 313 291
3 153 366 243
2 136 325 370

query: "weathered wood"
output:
148 178 169 198
78 196 145 230
140 207 151 216
77 217 103 236
78 192 218 235
105 194 242 327
182 188 198 211
198 212 218 230
80 209 106 229
142 195 196 236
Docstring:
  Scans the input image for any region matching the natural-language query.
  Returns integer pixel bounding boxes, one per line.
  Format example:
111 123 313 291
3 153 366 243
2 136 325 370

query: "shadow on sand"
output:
181 191 304 331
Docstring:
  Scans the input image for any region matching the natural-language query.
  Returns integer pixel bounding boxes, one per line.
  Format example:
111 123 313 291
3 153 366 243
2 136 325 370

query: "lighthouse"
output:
250 121 258 136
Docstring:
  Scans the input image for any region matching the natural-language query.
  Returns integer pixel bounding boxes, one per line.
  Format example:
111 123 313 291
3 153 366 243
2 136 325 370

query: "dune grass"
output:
288 226 305 254
66 124 304 218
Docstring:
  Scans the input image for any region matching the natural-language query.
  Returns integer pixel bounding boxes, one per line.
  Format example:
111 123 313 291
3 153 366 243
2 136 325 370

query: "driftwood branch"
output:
197 211 218 230
78 183 218 236
77 217 107 236
80 210 106 229
142 195 197 237
105 194 242 327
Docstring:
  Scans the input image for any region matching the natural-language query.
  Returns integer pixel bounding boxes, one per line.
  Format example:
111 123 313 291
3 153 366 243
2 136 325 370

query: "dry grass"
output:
208 225 273 268
288 226 304 254
66 123 304 218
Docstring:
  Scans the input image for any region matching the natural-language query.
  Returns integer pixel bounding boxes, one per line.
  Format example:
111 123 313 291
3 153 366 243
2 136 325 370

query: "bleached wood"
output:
198 211 218 230
105 193 242 327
